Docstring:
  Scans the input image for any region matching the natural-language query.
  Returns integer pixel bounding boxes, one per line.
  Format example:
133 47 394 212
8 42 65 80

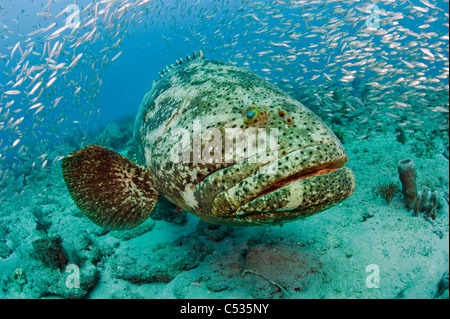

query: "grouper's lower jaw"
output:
214 167 355 226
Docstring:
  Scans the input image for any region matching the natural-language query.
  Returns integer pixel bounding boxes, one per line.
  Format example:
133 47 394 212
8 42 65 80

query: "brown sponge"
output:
398 159 417 210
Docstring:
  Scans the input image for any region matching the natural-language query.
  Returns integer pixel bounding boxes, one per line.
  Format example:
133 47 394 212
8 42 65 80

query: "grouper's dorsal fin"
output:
62 145 159 230
157 50 204 80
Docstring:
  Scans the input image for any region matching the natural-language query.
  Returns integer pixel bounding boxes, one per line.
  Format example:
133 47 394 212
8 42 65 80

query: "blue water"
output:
0 0 448 300
1 0 448 139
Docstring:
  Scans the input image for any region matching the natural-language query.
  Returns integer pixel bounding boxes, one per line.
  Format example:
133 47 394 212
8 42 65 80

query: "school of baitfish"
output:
0 0 448 206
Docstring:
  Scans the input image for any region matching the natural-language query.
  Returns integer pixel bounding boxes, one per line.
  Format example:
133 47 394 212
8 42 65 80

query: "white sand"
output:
0 133 448 299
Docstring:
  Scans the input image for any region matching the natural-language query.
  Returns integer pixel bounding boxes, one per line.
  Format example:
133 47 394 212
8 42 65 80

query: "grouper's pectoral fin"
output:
62 145 159 230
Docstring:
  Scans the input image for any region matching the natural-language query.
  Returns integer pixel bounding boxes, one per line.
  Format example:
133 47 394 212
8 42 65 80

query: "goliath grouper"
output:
62 51 355 229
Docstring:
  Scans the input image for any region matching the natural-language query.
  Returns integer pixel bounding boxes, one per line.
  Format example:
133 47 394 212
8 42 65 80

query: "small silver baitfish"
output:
62 51 355 230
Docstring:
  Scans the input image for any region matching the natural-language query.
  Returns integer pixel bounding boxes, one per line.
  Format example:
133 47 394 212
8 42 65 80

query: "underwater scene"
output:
0 0 448 301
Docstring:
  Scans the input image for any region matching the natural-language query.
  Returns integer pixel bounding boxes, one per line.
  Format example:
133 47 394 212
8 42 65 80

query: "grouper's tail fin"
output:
62 145 159 230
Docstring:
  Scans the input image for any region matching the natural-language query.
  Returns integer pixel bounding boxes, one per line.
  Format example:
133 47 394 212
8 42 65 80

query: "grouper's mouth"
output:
195 143 355 226
254 160 345 199
231 164 355 225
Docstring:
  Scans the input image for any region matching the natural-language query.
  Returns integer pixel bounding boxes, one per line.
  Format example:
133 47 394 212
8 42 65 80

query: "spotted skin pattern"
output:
132 56 355 226
63 54 355 229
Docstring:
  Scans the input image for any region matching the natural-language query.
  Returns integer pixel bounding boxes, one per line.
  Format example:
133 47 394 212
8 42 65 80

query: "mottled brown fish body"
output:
133 56 355 226
62 53 355 229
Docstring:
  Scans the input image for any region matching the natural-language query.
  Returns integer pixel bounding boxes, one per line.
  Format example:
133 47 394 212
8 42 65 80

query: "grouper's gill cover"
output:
62 52 355 229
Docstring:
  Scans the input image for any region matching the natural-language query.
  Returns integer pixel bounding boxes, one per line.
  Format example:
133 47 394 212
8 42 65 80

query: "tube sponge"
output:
398 159 417 210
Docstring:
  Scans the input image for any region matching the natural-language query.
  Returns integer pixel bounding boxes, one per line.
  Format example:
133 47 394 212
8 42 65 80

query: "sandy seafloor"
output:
0 121 448 299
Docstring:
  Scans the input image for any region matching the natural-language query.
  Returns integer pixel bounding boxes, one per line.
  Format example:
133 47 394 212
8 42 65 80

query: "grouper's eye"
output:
243 107 259 124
